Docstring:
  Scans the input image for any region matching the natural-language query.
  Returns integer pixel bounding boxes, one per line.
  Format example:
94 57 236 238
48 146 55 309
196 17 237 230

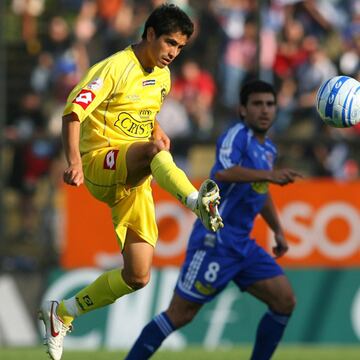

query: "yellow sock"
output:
73 269 134 315
150 151 197 206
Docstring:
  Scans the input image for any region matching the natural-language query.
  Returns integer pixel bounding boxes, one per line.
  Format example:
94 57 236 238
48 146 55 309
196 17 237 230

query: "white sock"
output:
185 191 198 211
63 297 81 318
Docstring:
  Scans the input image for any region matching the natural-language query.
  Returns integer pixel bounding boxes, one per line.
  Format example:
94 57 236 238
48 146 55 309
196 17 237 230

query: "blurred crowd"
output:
2 0 360 270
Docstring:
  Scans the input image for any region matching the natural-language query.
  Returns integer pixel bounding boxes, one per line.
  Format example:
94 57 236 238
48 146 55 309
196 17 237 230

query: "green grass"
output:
0 346 359 360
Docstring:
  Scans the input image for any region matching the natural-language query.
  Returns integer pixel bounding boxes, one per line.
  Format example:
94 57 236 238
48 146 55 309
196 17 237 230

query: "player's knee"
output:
276 293 297 314
145 142 162 161
167 303 198 328
125 274 150 290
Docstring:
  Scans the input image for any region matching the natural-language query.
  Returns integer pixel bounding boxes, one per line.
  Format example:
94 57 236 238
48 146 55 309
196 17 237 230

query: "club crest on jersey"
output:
73 89 95 110
142 79 156 86
87 78 103 91
160 88 166 103
103 150 119 170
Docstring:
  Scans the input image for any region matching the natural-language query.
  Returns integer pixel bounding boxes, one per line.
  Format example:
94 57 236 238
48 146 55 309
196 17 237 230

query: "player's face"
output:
147 28 188 68
241 92 277 134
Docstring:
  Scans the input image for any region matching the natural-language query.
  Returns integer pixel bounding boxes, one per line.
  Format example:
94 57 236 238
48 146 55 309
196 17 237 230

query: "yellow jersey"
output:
63 46 170 155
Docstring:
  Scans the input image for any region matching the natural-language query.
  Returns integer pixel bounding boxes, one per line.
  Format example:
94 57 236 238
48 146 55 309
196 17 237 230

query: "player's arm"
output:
62 112 84 186
260 193 288 258
152 119 170 150
215 166 302 185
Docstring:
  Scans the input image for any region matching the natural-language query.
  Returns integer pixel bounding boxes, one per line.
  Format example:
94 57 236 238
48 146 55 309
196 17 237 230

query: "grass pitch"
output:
0 345 359 360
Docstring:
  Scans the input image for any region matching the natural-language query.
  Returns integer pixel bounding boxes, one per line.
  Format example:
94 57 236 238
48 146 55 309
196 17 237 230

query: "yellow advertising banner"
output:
61 179 360 268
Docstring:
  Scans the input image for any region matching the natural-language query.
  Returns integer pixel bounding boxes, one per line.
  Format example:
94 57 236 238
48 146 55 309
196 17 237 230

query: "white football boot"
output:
38 300 72 360
195 179 223 232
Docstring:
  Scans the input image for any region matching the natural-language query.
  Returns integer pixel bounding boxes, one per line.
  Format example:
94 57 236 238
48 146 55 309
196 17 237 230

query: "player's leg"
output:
61 229 153 317
55 181 157 320
126 141 223 232
125 293 203 360
125 231 238 360
247 274 296 360
39 230 153 360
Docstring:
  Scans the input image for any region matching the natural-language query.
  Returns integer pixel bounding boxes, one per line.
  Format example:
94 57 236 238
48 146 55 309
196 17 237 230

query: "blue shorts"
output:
175 237 284 304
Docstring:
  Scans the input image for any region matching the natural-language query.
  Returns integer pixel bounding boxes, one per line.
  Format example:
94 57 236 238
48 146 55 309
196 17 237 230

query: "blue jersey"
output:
176 122 283 303
189 122 277 255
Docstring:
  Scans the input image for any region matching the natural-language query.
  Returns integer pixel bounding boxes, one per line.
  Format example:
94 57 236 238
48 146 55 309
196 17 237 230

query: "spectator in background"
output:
295 36 337 129
172 59 217 138
6 92 61 243
214 0 256 109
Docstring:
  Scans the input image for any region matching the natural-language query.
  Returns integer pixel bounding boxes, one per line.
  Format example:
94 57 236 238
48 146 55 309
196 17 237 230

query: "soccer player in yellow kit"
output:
39 4 223 360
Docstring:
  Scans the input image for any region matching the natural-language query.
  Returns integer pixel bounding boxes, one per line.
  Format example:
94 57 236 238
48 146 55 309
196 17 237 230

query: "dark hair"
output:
142 4 194 40
240 80 277 106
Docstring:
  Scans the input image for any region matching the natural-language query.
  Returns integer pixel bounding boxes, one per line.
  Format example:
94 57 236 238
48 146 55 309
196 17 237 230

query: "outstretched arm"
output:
215 166 302 186
62 112 84 186
260 194 288 258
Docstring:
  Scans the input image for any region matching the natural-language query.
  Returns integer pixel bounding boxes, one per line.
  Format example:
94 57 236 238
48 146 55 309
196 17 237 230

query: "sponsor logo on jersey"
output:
87 78 103 90
139 109 152 119
251 181 269 194
103 150 119 170
194 281 216 296
73 89 95 109
125 94 141 101
142 79 156 86
115 112 153 138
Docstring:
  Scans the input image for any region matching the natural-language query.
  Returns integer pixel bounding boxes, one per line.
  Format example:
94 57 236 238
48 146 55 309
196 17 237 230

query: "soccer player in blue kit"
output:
125 80 303 360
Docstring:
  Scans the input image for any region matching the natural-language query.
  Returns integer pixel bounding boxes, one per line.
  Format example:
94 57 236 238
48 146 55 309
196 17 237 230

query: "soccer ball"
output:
316 75 360 127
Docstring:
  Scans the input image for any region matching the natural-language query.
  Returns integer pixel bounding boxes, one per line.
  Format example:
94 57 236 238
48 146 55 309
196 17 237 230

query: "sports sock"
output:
250 310 291 360
125 312 175 359
150 151 198 208
57 299 78 326
58 269 134 320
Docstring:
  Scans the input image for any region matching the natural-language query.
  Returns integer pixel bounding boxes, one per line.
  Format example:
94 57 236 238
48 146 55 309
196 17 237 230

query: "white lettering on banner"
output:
203 288 240 349
155 202 195 257
315 203 360 258
42 268 186 349
106 272 156 349
269 201 360 259
277 202 313 258
42 269 103 349
0 276 37 345
154 268 186 349
351 287 360 340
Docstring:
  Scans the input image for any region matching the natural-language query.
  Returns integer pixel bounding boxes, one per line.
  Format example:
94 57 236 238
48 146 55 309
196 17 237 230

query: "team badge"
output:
103 150 119 170
160 88 166 103
73 89 95 110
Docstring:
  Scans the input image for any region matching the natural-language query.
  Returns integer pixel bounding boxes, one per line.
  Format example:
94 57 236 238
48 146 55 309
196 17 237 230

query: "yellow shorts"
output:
81 144 158 250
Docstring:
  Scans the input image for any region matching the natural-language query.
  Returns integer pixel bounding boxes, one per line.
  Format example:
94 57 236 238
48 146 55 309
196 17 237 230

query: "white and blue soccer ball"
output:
316 75 360 127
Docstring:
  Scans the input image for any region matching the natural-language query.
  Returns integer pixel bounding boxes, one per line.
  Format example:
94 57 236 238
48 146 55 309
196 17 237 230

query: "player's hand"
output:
272 232 289 258
63 163 84 186
152 121 170 150
269 169 303 186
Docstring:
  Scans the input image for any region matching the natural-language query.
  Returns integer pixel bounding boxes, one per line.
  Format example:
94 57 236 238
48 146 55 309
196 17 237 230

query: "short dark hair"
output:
142 3 194 40
240 80 277 106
